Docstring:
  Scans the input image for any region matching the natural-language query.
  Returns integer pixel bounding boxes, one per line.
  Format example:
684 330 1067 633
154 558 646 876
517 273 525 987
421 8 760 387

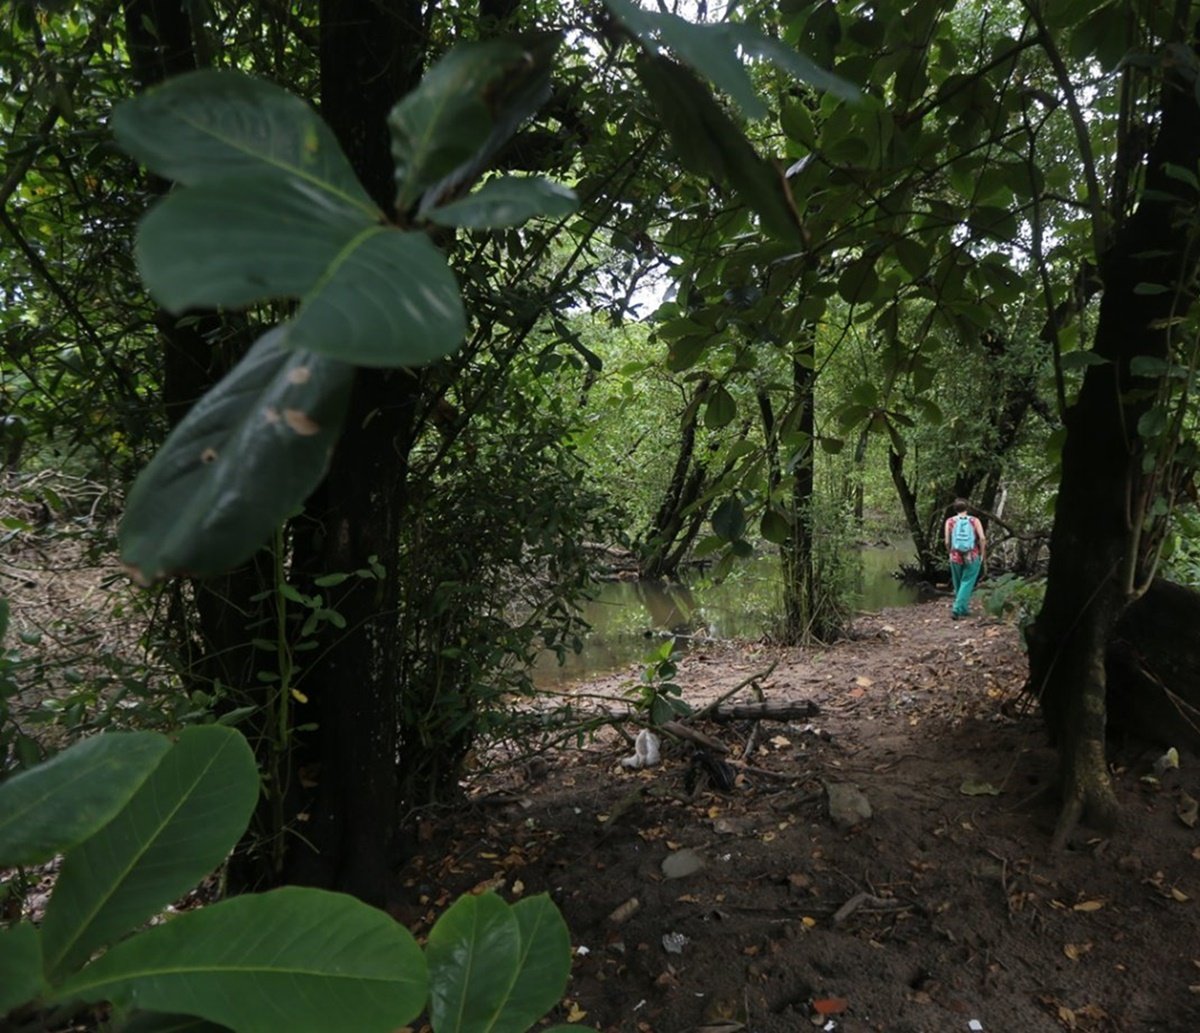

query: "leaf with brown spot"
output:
282 409 320 436
120 327 353 582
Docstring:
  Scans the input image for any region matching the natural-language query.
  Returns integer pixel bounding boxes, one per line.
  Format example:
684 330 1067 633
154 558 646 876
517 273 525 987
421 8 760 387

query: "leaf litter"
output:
399 603 1200 1032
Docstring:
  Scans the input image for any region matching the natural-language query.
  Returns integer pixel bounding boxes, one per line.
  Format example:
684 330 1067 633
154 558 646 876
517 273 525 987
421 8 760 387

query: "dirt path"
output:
398 602 1200 1033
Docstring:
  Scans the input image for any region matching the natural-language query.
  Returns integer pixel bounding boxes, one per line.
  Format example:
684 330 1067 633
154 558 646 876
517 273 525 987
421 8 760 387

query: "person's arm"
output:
944 518 953 552
975 517 987 562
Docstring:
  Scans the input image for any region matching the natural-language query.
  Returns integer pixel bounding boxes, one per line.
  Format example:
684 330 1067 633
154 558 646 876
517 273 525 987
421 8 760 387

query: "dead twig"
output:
689 660 779 722
831 891 909 926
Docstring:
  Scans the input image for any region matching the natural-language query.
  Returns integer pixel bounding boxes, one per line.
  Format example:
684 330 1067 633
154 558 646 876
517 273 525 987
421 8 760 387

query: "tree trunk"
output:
1107 579 1200 753
639 387 705 580
278 0 425 904
1026 29 1200 841
780 349 823 643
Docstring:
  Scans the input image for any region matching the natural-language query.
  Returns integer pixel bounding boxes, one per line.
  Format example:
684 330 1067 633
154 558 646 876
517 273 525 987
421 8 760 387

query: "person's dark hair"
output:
952 498 969 513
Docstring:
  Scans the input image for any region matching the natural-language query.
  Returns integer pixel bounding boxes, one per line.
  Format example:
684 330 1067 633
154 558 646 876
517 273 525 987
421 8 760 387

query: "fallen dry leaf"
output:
1073 899 1105 912
812 997 849 1015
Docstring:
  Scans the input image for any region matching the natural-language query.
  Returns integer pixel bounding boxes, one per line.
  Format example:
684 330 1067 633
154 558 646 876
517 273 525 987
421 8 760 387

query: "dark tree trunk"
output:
1026 30 1200 843
888 447 937 577
639 386 706 580
278 0 426 904
1107 579 1200 754
780 348 826 643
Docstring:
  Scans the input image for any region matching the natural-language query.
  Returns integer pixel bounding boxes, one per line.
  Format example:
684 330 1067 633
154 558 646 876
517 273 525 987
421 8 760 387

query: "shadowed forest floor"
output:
399 602 1200 1033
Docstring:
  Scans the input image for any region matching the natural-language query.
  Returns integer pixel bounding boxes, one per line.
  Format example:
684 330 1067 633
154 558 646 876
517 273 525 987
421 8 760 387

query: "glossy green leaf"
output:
283 228 466 367
1060 351 1109 370
837 254 879 304
136 181 465 368
712 497 747 542
607 0 767 118
42 726 258 978
607 0 858 118
427 176 578 229
760 509 792 545
0 923 44 1014
426 891 521 1032
1130 355 1173 377
781 98 815 146
119 328 354 584
894 237 930 279
726 25 861 102
0 732 169 867
490 895 572 1032
53 888 427 1033
136 176 369 310
1138 406 1169 439
635 54 804 244
667 335 711 372
390 46 505 209
704 385 737 429
112 70 376 216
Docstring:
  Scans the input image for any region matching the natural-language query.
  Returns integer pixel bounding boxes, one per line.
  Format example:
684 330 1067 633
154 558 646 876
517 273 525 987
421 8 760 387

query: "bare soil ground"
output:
398 602 1200 1033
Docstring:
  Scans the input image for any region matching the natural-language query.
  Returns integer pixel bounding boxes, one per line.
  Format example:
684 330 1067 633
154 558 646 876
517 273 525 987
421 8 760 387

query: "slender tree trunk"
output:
639 387 705 580
1027 28 1200 841
781 347 824 643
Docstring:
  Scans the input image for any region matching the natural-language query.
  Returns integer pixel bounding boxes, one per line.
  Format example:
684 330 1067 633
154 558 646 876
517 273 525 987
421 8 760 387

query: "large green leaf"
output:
136 182 466 368
41 726 258 978
606 0 859 119
635 55 804 244
0 732 169 866
0 923 44 1014
118 328 353 585
427 176 578 229
712 497 747 542
112 70 376 217
53 888 427 1033
491 895 572 1032
426 892 521 1032
390 39 554 212
136 177 371 311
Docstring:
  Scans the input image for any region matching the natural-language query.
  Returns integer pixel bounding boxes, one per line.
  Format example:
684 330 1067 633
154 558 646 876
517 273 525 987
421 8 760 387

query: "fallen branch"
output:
831 892 909 926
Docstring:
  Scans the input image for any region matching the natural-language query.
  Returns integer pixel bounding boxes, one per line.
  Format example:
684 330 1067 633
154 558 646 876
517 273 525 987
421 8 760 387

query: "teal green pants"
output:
950 556 982 617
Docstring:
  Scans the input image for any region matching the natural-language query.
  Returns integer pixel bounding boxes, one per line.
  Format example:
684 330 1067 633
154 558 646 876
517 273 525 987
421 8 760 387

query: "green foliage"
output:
982 573 1045 643
626 639 691 726
0 728 572 1033
119 330 355 585
112 50 579 583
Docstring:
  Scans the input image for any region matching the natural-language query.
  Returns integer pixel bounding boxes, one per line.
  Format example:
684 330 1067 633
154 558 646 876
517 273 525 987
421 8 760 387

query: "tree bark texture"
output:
1026 34 1200 836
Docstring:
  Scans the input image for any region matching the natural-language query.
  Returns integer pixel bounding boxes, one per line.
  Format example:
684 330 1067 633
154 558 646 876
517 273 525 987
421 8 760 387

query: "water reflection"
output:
534 546 919 687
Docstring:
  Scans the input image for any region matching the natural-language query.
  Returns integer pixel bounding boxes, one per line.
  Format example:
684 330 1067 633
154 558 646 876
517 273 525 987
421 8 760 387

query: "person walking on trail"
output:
945 498 986 620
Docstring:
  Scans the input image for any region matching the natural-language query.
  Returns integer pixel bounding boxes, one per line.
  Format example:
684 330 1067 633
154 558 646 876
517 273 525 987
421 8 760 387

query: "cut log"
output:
707 700 820 722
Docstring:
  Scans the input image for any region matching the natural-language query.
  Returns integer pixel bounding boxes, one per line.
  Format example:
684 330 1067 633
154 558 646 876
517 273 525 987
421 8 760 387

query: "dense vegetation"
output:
5 0 1200 1025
